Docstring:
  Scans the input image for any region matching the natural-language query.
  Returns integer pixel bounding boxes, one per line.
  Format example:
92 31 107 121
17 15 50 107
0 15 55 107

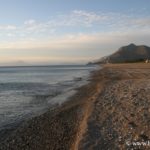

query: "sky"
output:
0 0 150 65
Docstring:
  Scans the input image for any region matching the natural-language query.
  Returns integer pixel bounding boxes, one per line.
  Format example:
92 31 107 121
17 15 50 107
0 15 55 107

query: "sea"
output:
0 65 97 132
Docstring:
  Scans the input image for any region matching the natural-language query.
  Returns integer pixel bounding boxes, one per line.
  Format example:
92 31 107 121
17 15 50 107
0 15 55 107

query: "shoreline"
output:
0 64 95 143
1 63 150 149
0 65 104 150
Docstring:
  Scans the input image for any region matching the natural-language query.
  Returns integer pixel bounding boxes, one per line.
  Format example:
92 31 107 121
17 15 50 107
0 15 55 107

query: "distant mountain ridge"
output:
96 44 150 63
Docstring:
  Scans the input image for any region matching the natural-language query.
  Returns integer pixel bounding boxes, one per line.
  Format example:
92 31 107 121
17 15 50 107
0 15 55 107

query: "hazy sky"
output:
0 0 150 65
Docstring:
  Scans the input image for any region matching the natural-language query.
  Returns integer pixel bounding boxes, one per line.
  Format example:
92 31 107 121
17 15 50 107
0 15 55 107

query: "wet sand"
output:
1 63 150 150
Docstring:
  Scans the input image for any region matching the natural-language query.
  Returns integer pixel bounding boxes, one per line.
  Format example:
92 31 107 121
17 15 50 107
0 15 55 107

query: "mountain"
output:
96 43 150 64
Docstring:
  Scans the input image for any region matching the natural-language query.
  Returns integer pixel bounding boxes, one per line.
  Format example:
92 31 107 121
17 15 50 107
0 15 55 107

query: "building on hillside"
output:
145 59 150 63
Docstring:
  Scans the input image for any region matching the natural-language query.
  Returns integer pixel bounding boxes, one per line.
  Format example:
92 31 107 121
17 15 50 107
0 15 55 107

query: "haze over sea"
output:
0 65 96 132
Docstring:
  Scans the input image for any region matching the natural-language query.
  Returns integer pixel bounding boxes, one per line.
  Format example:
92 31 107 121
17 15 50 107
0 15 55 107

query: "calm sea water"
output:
0 65 97 131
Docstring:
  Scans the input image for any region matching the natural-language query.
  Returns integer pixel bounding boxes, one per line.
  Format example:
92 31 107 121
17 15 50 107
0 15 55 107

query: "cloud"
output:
0 29 150 64
24 19 36 26
0 10 150 64
129 18 150 27
0 25 16 30
7 33 15 37
23 19 47 32
1 10 150 39
0 29 150 51
20 10 108 35
57 10 109 27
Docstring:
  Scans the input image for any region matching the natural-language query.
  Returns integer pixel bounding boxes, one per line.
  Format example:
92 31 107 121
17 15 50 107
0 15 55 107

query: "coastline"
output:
1 63 150 150
0 65 104 150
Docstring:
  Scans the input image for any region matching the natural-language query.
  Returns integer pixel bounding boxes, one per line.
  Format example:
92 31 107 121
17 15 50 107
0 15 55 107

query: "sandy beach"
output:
0 63 150 150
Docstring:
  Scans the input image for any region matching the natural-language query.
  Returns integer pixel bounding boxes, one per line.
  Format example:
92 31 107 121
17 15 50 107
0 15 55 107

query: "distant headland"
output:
93 44 150 64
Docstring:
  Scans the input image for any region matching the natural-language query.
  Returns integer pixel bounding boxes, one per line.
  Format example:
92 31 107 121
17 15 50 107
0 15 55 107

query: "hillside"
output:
96 44 150 63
